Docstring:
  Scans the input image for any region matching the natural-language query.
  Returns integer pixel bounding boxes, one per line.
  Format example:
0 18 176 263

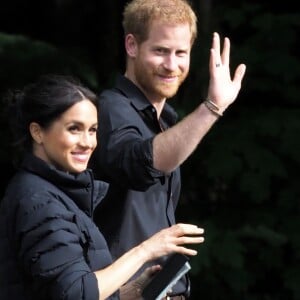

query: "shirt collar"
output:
115 74 178 126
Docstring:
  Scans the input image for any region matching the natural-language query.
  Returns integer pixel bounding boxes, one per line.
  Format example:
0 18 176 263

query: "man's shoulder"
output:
99 74 145 101
98 87 130 111
99 86 126 99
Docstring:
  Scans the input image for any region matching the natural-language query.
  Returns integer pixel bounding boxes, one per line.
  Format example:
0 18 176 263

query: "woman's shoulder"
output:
3 170 66 214
6 170 55 197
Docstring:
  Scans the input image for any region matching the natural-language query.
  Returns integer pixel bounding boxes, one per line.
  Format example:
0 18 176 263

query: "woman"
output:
0 75 204 300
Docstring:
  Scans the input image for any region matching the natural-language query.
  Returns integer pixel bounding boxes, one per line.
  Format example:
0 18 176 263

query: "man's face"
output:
132 21 192 104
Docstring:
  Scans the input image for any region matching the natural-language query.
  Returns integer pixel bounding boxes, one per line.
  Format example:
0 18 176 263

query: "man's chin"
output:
159 87 179 99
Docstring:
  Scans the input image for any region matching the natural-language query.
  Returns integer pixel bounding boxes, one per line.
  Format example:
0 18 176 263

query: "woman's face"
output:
32 99 98 173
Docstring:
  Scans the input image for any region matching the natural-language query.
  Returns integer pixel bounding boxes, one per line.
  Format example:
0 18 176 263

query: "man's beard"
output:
135 63 187 100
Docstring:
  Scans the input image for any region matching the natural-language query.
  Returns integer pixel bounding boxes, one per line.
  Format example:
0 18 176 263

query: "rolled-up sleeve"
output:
97 94 164 191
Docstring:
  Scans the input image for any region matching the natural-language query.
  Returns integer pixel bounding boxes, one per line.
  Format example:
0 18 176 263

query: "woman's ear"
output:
125 34 138 57
29 122 43 144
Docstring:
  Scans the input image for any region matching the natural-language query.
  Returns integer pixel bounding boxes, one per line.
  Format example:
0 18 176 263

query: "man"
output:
90 0 246 298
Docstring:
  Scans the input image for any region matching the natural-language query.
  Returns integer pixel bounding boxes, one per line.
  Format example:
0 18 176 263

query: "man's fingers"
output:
221 37 230 66
233 64 247 83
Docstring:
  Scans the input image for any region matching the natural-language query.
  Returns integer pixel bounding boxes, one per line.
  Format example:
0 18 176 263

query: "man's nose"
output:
163 53 178 71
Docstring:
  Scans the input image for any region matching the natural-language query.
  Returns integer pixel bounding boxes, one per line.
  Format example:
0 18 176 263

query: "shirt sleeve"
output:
94 92 164 191
15 192 99 300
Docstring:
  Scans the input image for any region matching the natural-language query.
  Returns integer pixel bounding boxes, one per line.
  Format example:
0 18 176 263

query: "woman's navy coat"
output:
0 154 119 300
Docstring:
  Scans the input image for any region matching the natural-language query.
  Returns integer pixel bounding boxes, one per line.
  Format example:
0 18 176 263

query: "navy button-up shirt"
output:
90 74 188 296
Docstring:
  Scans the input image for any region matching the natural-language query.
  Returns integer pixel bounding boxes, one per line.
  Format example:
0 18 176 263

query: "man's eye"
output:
155 48 166 54
177 51 187 57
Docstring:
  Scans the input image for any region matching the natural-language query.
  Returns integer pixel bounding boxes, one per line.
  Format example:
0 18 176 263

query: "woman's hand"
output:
139 223 204 261
95 223 204 299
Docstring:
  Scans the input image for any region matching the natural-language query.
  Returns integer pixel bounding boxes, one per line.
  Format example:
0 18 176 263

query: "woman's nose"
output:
80 132 95 148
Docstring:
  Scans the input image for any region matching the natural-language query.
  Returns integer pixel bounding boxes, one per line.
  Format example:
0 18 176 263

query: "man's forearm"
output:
152 101 220 173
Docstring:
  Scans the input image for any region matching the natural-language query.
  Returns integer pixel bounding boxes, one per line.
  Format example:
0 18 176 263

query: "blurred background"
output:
0 0 299 299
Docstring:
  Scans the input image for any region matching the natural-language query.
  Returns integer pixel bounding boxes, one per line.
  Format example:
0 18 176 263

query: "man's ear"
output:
29 122 43 144
125 34 138 57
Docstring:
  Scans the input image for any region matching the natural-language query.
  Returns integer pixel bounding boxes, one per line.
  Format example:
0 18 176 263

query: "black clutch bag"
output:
142 253 191 300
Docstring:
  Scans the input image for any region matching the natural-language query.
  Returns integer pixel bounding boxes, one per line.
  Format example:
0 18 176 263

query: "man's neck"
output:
124 72 166 118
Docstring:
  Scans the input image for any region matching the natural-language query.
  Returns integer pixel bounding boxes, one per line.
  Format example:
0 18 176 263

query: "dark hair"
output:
3 74 98 166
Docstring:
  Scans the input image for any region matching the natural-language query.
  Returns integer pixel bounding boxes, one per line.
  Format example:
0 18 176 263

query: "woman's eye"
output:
68 125 80 132
90 127 98 133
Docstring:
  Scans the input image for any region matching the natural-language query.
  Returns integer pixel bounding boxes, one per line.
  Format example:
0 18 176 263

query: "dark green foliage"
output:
0 32 99 93
175 2 300 299
178 107 299 299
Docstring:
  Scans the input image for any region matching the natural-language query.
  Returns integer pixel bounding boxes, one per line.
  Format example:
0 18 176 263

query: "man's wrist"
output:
202 99 224 117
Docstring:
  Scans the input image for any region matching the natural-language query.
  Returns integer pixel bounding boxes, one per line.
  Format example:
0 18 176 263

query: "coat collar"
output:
21 153 108 216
